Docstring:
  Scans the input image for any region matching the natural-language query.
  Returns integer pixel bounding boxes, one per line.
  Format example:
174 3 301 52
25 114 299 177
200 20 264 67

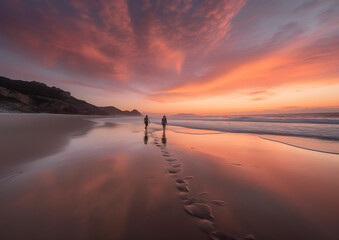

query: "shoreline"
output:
151 122 339 155
259 136 339 155
164 122 339 141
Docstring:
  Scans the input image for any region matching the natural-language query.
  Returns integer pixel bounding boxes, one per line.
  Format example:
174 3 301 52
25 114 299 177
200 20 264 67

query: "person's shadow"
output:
144 129 148 144
161 129 167 145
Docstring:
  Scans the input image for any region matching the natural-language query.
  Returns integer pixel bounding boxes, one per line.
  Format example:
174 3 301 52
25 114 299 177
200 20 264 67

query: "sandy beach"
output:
1 114 339 240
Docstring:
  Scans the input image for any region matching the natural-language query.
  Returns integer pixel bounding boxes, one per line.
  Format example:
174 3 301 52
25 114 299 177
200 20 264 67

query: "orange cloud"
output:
0 0 338 113
149 38 185 74
158 31 339 101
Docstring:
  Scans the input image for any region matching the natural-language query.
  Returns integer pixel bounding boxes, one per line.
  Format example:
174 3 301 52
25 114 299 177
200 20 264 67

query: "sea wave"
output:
171 117 339 125
259 137 339 155
165 120 339 141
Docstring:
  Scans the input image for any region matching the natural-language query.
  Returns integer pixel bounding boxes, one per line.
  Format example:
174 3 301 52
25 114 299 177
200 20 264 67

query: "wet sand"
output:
1 115 339 240
0 114 95 177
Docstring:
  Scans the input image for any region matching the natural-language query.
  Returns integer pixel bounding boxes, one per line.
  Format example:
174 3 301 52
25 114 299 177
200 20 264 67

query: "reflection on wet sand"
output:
144 129 149 144
0 114 96 177
162 129 167 145
1 116 339 240
164 128 339 240
0 121 206 240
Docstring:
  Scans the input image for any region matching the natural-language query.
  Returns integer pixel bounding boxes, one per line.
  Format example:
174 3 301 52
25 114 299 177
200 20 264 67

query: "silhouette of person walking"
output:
144 115 151 129
161 115 167 131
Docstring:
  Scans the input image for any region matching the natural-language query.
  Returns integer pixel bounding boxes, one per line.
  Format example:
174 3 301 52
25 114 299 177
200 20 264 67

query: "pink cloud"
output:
0 0 246 82
0 0 338 112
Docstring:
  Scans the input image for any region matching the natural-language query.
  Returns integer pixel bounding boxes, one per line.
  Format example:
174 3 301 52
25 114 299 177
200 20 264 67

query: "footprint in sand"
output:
176 183 190 192
166 158 177 162
183 199 194 205
167 168 181 174
178 194 196 206
175 178 187 184
178 192 190 200
151 132 255 240
171 163 181 168
184 203 214 220
198 219 216 234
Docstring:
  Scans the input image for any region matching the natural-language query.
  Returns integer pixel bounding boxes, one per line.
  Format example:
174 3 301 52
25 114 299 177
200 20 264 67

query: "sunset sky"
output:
0 0 338 114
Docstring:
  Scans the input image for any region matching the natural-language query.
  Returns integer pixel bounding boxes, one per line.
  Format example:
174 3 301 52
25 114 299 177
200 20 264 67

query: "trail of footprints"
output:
150 130 256 240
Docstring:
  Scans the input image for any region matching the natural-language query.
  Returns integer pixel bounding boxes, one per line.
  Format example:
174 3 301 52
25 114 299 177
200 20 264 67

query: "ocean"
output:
165 112 339 141
99 112 339 155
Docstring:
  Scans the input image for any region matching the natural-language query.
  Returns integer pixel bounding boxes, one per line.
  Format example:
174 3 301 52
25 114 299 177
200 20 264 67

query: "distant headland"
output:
0 76 141 116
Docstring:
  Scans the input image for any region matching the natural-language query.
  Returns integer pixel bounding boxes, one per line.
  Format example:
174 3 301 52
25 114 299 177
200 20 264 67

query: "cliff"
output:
0 76 141 116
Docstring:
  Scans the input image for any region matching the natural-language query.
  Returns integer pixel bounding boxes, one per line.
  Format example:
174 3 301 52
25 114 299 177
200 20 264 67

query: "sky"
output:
0 0 338 115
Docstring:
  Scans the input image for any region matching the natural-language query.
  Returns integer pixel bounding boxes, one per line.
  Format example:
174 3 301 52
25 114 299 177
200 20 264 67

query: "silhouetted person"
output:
144 128 148 144
161 115 167 131
144 115 151 129
162 131 167 145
